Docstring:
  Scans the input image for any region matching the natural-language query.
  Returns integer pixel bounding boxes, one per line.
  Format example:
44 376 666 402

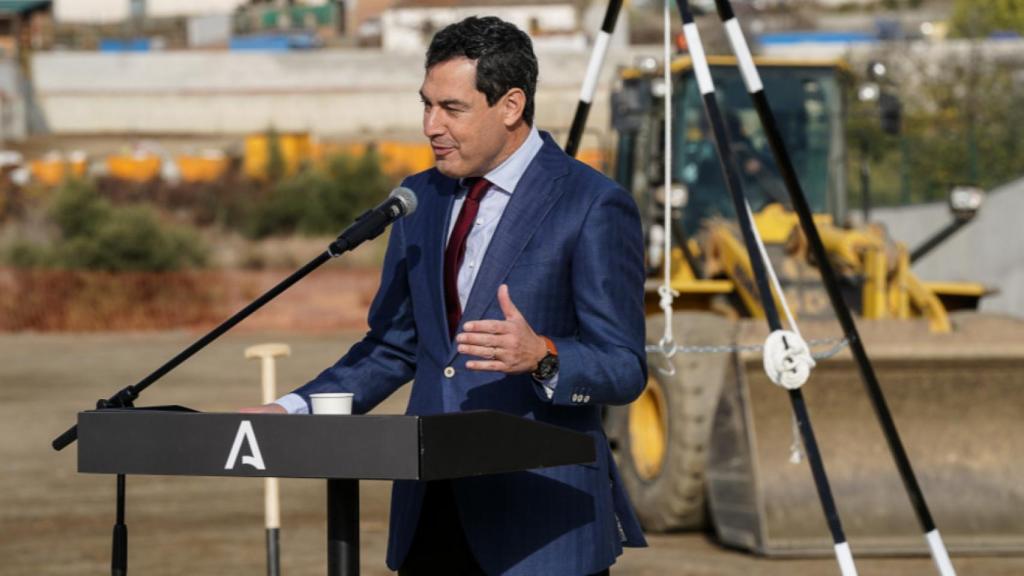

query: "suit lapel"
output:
425 176 458 352
447 139 569 361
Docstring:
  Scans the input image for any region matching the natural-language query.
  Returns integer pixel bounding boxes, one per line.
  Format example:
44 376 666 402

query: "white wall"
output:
382 5 579 52
147 0 249 19
31 46 640 139
0 60 26 142
54 0 128 24
54 0 249 23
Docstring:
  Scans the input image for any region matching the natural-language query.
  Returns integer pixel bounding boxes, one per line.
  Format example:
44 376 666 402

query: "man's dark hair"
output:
426 16 538 126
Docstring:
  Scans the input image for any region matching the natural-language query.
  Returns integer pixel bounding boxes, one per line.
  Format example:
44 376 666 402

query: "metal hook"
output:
656 337 677 376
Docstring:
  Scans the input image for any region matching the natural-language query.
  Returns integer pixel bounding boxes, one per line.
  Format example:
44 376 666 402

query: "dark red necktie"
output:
444 177 490 339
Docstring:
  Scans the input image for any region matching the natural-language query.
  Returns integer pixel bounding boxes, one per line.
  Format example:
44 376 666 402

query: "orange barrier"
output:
29 156 88 186
244 132 313 179
107 154 161 183
575 147 607 173
244 126 610 181
177 152 230 183
311 140 366 162
375 141 435 176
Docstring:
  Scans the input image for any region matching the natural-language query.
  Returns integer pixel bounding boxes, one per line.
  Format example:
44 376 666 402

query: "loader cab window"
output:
674 66 839 235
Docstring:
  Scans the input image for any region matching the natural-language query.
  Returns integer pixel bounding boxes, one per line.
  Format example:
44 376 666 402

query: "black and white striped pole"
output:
674 2 857 574
708 2 955 573
565 0 623 158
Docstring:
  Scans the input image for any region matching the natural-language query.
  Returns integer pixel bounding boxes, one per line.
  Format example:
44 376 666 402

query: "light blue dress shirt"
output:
276 127 552 414
448 126 543 311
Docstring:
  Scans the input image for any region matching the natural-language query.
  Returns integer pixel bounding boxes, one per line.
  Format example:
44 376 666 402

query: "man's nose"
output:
423 108 444 138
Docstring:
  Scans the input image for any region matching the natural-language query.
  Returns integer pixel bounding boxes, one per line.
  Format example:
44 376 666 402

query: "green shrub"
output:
266 128 287 183
51 179 112 239
322 148 391 223
245 168 331 238
4 180 208 272
245 150 390 239
55 205 207 272
4 241 53 268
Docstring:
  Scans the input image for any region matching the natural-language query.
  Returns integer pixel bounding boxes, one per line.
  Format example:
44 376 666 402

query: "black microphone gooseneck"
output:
330 187 419 255
53 187 416 576
52 186 417 452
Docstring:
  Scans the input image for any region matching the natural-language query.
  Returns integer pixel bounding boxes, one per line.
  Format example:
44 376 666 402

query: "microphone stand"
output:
52 205 403 575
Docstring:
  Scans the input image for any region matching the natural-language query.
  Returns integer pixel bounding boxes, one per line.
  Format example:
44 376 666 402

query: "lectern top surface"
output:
78 409 596 480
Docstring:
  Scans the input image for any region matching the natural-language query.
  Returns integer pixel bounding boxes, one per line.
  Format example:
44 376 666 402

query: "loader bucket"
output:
706 312 1024 556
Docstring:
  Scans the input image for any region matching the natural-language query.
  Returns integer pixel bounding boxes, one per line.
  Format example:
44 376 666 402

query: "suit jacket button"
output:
583 395 591 403
444 366 455 378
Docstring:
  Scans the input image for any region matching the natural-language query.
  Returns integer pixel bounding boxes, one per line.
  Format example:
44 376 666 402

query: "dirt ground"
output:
2 330 1022 575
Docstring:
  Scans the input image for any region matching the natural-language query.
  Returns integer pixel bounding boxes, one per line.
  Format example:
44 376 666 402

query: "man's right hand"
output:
239 403 287 414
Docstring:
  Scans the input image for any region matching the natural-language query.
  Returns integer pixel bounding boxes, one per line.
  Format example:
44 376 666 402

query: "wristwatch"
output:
531 336 559 380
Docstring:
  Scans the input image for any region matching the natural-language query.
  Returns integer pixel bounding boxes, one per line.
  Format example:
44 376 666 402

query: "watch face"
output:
535 353 559 379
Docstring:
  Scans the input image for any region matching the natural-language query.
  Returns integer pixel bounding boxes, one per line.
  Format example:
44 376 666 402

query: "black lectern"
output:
78 409 597 575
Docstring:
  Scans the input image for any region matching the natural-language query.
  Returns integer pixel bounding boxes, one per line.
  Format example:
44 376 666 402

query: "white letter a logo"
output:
225 420 266 471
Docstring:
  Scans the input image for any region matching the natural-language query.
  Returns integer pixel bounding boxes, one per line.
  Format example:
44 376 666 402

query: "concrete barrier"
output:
31 47 645 140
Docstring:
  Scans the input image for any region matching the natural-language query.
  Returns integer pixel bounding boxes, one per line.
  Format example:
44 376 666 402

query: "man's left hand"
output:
458 284 547 374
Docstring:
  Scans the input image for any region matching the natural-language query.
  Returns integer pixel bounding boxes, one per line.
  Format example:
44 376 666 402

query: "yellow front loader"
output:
605 56 1024 555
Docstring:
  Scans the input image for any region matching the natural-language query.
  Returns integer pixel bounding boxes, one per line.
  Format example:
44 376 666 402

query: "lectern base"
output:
327 479 359 576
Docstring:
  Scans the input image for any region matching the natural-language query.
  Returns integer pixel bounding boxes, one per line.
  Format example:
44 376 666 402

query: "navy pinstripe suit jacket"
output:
292 133 648 575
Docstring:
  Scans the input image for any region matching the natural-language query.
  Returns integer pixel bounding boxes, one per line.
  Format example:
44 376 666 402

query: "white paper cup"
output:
310 392 354 415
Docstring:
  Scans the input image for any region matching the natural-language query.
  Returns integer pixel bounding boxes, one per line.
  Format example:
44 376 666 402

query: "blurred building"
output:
54 1 356 47
53 0 248 23
233 0 345 47
381 0 583 52
0 0 53 56
0 1 53 141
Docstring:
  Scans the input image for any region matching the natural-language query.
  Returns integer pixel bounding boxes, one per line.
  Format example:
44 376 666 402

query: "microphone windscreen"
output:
389 187 418 216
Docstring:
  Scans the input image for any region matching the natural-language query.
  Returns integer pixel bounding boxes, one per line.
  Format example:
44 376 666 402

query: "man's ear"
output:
501 88 526 127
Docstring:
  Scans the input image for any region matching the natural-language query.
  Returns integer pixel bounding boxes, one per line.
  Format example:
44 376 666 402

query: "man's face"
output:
420 57 512 179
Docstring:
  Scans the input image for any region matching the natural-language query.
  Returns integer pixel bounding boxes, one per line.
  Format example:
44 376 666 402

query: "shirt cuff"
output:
274 393 309 415
537 373 558 400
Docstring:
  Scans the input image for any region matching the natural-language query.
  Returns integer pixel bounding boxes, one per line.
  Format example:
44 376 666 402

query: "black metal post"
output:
112 474 127 576
565 0 624 157
266 527 280 576
51 250 333 451
910 218 971 264
54 187 415 451
860 139 871 223
327 479 359 576
709 3 955 572
675 0 853 561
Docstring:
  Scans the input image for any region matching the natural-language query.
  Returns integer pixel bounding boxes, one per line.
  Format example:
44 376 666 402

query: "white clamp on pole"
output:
763 330 816 390
245 342 291 576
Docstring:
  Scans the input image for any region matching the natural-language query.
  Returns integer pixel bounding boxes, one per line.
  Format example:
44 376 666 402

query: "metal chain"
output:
646 337 850 360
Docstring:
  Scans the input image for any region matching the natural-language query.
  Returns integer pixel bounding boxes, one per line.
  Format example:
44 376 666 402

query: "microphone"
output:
329 187 418 256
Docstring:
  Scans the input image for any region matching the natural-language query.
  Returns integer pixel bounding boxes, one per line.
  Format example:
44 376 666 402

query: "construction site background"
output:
2 0 1024 330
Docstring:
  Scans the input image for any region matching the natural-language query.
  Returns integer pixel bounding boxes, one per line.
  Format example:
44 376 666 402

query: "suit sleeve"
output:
288 214 418 414
547 183 648 407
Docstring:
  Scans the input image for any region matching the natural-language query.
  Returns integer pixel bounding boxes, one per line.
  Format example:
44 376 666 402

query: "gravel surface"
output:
2 331 1021 575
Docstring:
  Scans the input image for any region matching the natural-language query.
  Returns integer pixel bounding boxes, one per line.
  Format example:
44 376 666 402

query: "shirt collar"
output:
461 126 543 195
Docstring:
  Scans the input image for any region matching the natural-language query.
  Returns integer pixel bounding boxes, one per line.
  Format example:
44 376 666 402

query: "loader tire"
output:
609 311 735 532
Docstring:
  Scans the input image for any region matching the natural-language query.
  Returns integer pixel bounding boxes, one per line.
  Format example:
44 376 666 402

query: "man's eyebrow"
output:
419 91 469 109
438 98 469 109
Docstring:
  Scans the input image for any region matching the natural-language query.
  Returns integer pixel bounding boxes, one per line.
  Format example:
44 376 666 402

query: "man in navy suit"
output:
244 16 648 575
